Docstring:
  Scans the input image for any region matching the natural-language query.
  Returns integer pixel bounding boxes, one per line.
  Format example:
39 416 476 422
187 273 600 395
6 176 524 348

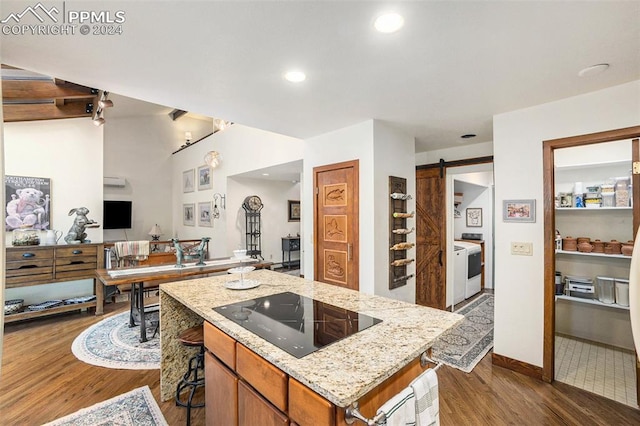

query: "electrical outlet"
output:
511 242 533 256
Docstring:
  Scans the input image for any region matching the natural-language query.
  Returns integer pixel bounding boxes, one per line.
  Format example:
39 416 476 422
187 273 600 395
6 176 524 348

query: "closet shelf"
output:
555 206 632 211
555 250 630 260
555 295 629 311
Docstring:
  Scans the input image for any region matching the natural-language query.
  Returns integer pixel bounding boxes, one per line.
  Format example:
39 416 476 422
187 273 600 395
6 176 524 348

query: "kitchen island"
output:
160 269 462 425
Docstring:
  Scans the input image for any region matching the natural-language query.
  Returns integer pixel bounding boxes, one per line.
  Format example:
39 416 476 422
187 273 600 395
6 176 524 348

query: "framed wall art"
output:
183 203 195 226
198 201 213 227
503 199 536 223
197 165 212 191
466 207 482 227
288 200 301 222
5 175 51 231
183 169 195 193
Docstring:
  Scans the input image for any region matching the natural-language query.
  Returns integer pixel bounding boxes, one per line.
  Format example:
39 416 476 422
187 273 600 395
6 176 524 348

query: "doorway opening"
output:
542 125 640 408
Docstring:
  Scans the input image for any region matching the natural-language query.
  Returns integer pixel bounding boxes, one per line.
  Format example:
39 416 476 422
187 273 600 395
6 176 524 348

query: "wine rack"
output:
389 176 415 289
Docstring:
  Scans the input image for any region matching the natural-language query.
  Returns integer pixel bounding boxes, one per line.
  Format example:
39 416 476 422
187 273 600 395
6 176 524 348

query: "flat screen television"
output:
103 200 132 229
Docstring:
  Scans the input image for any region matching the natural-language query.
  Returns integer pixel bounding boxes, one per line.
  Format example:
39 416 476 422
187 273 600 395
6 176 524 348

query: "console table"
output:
281 236 300 269
5 243 104 323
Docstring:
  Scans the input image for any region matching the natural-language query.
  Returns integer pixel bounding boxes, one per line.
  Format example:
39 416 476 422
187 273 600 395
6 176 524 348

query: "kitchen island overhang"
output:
159 269 463 409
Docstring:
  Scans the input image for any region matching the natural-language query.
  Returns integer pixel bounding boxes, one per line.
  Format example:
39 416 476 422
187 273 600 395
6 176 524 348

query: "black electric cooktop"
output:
213 291 382 358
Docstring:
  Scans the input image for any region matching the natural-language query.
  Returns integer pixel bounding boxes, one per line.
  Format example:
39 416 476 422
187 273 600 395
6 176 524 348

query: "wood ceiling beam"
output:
3 101 94 122
2 80 96 100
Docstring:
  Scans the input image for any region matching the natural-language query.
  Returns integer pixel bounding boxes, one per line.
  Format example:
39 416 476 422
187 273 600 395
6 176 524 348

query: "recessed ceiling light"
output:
262 173 270 176
284 70 306 83
374 13 404 33
461 134 476 139
578 63 609 77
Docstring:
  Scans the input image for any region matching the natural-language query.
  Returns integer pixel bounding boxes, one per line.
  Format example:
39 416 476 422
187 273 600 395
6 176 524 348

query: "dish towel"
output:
376 386 416 426
113 241 150 262
410 368 440 426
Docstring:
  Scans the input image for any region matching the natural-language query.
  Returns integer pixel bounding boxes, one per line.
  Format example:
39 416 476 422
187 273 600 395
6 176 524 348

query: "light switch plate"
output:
511 242 533 256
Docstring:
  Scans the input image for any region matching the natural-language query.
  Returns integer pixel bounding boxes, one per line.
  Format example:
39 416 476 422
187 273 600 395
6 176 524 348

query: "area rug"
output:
72 311 160 370
43 385 168 426
431 293 494 373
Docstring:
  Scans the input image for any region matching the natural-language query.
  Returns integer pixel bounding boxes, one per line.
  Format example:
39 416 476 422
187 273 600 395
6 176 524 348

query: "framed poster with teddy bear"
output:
5 175 51 231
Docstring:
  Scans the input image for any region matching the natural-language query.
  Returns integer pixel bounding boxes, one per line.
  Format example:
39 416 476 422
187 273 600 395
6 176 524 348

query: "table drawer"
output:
56 246 98 258
204 321 237 370
6 247 54 262
236 343 288 412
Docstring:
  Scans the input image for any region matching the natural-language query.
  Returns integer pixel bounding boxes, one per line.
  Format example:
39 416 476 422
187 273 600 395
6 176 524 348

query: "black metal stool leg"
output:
175 346 205 426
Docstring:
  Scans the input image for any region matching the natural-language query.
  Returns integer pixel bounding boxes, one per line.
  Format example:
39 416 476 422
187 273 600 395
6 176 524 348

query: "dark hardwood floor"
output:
1 300 639 425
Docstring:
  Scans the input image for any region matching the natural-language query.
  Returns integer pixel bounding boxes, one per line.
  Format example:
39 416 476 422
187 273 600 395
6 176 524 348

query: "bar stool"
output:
175 324 205 426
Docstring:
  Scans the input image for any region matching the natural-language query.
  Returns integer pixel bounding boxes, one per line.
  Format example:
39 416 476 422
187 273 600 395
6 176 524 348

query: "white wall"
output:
227 177 301 264
103 115 178 242
303 121 374 292
373 121 416 302
416 141 493 165
3 118 104 302
171 124 303 259
302 120 416 302
493 80 640 367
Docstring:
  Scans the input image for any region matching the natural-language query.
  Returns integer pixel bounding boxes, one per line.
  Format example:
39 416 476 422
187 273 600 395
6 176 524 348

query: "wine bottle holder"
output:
389 176 414 289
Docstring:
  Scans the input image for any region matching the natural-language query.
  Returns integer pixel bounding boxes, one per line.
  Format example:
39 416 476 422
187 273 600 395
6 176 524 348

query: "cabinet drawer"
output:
238 380 289 426
289 378 335 426
236 344 288 412
55 267 97 280
6 247 54 262
56 256 97 268
204 321 236 369
56 246 98 258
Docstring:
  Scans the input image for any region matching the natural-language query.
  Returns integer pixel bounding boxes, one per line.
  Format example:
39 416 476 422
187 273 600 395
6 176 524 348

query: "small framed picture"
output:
197 165 212 191
183 203 195 226
466 208 482 227
183 169 195 193
288 200 301 222
198 201 212 227
503 199 536 223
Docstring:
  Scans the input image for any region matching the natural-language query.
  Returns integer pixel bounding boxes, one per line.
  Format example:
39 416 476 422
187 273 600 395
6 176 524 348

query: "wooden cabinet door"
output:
238 380 288 426
415 167 446 309
313 160 359 290
205 351 238 426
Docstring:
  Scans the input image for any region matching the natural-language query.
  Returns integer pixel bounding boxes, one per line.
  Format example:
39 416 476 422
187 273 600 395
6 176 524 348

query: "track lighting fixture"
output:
92 91 113 126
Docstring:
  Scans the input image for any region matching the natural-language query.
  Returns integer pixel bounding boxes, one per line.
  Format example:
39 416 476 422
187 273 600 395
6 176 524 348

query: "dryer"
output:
454 241 482 299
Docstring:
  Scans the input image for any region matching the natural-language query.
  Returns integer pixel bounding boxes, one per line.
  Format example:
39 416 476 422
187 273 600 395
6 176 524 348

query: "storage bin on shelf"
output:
615 279 629 306
595 276 615 304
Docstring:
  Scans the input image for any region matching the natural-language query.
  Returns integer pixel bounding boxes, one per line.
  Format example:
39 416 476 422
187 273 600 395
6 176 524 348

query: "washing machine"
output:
454 241 482 299
453 245 467 305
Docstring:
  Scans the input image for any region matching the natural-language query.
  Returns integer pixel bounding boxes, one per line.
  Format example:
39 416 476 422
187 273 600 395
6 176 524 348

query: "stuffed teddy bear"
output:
6 188 46 230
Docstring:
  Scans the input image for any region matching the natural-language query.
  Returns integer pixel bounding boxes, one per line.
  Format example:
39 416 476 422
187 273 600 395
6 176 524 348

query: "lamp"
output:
148 224 164 252
204 151 221 168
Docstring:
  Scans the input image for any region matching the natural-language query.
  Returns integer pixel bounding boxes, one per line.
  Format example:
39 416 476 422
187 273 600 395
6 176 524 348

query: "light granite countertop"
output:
160 269 463 407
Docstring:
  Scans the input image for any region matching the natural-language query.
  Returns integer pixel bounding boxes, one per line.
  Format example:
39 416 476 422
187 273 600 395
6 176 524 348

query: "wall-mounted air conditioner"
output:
103 176 126 187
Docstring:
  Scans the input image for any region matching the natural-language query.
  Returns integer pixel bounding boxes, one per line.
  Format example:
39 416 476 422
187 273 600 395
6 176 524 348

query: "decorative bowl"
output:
4 299 24 315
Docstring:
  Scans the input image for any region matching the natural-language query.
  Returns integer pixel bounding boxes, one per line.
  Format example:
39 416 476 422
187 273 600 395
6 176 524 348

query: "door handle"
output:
348 243 352 260
438 250 443 266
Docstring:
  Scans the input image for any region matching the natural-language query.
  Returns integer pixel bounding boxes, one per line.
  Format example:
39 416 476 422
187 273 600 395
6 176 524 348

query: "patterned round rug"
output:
71 311 160 370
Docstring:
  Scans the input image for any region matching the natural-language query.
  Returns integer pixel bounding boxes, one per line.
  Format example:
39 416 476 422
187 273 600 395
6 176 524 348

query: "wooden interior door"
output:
313 160 359 290
415 167 446 308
